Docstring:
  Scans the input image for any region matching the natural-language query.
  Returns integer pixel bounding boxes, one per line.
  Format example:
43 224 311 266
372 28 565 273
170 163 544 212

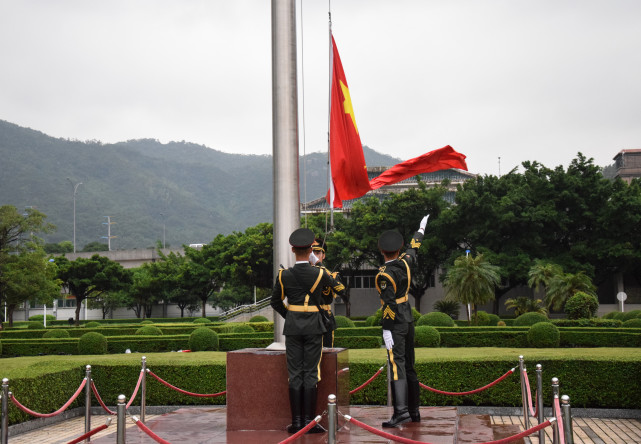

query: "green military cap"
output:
289 228 315 248
378 230 404 253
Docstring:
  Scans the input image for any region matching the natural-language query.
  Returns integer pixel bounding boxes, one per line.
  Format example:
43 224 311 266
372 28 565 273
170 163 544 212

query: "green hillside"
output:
0 120 400 249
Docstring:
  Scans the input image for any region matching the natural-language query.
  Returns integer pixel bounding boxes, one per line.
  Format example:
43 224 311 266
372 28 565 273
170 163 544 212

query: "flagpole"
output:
327 10 334 229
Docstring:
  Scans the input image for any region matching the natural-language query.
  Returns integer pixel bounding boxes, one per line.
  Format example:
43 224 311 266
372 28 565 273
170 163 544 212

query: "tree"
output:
443 253 501 320
504 296 547 317
528 261 563 294
82 242 109 252
44 241 73 254
183 244 223 317
55 254 132 325
545 271 596 312
0 205 56 326
87 290 131 319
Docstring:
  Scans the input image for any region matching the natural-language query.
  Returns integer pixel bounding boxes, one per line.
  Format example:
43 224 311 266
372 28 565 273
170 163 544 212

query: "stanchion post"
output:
1 379 9 444
561 395 574 444
551 377 560 444
518 355 529 429
85 365 91 442
328 394 337 444
536 364 545 444
141 356 147 424
116 395 126 444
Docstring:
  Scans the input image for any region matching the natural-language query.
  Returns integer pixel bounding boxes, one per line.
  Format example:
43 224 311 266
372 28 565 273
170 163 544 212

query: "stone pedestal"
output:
226 347 349 431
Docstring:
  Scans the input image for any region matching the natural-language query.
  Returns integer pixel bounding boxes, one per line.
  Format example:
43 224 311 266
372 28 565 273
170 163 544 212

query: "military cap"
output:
289 228 315 248
312 238 326 253
378 230 404 253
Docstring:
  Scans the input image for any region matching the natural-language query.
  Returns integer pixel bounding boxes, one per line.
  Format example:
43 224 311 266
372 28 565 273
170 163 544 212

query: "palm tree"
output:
443 253 501 320
527 261 563 293
504 296 547 317
545 271 596 311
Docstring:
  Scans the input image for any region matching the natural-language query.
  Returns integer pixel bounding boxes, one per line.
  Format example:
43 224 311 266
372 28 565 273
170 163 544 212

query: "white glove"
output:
309 251 320 265
382 329 394 350
418 214 430 233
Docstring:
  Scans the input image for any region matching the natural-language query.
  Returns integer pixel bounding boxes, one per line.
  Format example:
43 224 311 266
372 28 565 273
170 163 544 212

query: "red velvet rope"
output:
10 378 87 418
349 366 384 395
419 368 514 396
147 370 226 398
65 423 109 444
554 396 565 444
91 381 116 415
277 416 322 444
126 370 144 409
522 370 537 417
346 415 553 444
133 418 172 444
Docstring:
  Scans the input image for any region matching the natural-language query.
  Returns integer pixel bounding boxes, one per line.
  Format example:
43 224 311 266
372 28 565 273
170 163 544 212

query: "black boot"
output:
287 387 304 434
303 386 326 434
407 379 421 422
382 380 411 428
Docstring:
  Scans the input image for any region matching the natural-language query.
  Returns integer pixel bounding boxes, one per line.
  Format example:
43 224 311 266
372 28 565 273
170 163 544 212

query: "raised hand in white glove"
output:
418 214 430 233
382 329 394 350
309 251 320 265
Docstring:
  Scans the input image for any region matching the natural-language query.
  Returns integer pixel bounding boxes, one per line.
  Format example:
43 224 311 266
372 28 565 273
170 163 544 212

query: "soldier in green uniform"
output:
271 228 346 434
376 214 429 428
311 238 348 348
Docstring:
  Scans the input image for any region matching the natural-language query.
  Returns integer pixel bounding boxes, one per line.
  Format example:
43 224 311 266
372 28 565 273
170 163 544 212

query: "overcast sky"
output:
1 0 640 176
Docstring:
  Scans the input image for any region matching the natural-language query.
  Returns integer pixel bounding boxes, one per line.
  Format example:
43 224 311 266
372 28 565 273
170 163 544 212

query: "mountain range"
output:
0 120 400 249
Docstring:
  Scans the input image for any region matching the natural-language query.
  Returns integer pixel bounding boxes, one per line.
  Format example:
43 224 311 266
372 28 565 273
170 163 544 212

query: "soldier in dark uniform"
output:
376 214 429 428
311 238 347 348
271 228 346 434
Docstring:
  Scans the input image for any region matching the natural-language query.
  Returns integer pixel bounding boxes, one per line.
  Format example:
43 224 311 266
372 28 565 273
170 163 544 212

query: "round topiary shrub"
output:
231 324 255 333
193 317 211 324
189 327 219 351
487 314 501 326
29 314 56 322
78 332 108 355
622 318 641 328
622 309 641 322
497 320 506 327
417 312 455 327
527 322 560 348
334 316 355 328
43 329 70 338
85 321 101 328
140 320 154 325
514 312 549 326
27 321 44 329
249 315 268 323
411 308 421 323
602 311 620 319
564 291 599 320
135 325 163 336
613 311 626 321
472 311 491 326
414 326 440 347
372 309 383 326
365 315 376 326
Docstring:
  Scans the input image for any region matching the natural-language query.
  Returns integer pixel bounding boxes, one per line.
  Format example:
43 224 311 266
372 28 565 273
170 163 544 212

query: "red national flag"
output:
369 146 468 190
326 34 372 209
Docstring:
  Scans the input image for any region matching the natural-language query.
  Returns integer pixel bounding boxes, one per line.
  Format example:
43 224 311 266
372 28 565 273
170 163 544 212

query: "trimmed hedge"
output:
334 316 356 328
249 315 268 323
135 326 163 336
439 331 528 348
333 336 382 349
43 329 70 338
417 312 456 327
415 326 440 347
85 321 101 328
78 333 108 355
552 319 622 328
528 322 560 348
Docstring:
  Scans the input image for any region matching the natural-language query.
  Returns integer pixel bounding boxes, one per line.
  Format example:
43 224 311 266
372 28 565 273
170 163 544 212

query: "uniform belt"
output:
320 305 331 311
380 295 409 306
287 304 319 312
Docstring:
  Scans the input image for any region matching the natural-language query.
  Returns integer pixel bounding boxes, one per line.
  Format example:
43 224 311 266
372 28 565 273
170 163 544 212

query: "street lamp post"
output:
67 178 83 253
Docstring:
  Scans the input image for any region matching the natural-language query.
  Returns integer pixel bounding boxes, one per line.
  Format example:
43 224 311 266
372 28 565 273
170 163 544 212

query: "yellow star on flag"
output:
340 80 359 134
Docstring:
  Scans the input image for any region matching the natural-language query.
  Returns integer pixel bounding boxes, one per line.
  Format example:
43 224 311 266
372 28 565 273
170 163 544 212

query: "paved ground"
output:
7 406 641 444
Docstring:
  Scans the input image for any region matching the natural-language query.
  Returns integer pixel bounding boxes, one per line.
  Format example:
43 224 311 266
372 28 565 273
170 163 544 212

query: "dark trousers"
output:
386 322 418 383
285 334 323 389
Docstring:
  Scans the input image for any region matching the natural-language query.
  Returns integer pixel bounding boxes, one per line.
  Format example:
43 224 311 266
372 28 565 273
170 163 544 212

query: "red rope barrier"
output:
554 396 565 444
132 416 172 444
10 378 87 418
522 370 537 417
126 370 145 409
91 381 116 415
419 368 515 396
344 414 554 444
349 366 384 395
66 421 110 444
147 370 226 398
277 416 323 444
